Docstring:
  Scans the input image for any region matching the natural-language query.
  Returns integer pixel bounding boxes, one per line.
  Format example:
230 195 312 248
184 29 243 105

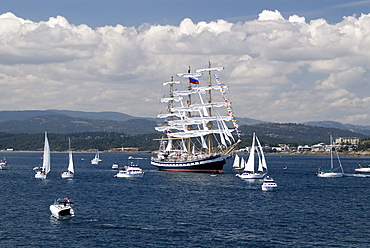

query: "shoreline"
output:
2 150 370 157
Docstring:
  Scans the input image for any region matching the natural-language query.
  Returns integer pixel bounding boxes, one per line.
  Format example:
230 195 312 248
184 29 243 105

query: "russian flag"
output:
189 77 199 84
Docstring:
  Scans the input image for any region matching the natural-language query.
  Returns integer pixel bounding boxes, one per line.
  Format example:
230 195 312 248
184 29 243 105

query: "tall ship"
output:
151 63 241 173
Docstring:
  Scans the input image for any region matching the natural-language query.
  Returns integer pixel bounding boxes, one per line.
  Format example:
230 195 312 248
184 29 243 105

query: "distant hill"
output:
0 110 140 122
304 121 370 136
0 115 156 134
239 123 367 146
0 111 368 144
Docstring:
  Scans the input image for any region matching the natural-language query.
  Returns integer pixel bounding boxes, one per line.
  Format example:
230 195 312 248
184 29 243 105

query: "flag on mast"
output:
189 77 199 84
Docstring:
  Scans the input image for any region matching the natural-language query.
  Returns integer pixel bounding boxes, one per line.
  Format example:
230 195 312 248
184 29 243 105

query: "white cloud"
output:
0 11 370 125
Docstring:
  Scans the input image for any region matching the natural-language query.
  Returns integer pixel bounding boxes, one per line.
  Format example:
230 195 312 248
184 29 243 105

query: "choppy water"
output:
1 152 370 247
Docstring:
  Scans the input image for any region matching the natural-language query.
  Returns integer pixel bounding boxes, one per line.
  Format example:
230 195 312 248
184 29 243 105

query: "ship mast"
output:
206 61 213 154
187 66 192 153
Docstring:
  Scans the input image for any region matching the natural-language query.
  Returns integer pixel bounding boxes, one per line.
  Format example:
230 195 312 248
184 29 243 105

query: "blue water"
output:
1 152 370 247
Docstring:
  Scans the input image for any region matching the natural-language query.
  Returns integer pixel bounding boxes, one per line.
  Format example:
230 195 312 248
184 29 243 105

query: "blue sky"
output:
1 1 370 125
3 0 370 27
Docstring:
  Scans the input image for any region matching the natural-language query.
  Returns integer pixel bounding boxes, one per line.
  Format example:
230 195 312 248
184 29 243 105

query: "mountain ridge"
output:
0 110 368 136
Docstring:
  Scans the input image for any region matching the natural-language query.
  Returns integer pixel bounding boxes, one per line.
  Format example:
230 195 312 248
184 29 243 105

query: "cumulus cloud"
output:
0 10 370 125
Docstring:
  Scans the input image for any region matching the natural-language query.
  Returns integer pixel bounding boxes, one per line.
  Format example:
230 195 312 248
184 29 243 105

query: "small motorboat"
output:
112 163 119 170
0 157 9 170
115 162 144 178
355 163 370 173
261 176 278 191
50 198 75 219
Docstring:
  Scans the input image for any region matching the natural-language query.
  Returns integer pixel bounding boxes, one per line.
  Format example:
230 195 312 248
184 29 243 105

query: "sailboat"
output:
236 132 267 179
151 63 241 173
91 149 102 164
232 154 245 170
34 132 51 179
61 138 74 178
317 135 344 177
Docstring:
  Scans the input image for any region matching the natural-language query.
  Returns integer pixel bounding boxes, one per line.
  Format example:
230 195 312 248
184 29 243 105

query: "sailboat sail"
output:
256 135 267 172
244 132 256 172
233 154 241 169
43 132 51 174
68 151 74 173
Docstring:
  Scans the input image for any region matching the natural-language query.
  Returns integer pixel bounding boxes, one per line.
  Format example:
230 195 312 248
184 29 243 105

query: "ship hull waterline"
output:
151 155 230 173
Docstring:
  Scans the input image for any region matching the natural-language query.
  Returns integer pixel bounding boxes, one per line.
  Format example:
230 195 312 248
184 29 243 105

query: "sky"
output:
1 0 370 125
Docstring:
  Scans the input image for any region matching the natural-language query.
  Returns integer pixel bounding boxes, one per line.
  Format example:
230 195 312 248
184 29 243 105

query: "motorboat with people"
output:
111 162 119 170
115 162 144 178
355 163 370 173
50 198 75 219
0 157 9 170
261 176 278 191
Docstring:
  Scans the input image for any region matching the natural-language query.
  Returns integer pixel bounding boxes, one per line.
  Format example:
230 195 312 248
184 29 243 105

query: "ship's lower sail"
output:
151 154 231 173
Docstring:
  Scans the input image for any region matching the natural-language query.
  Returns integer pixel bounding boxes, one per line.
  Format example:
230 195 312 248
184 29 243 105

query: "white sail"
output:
67 150 74 173
43 132 51 175
256 135 267 172
176 72 202 78
233 154 240 168
195 67 224 72
165 139 173 152
163 81 181 86
244 132 256 172
240 157 246 170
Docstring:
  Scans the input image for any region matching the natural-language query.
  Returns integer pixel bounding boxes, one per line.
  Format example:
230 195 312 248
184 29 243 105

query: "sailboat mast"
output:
330 135 334 170
207 61 213 154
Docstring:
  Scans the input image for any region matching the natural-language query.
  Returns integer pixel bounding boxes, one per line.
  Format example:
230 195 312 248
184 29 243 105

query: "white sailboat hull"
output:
35 171 47 179
91 158 101 164
237 172 265 179
61 171 74 178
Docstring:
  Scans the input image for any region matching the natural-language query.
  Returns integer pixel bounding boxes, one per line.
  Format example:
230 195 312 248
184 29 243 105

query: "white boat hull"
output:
112 164 119 170
317 172 343 178
91 159 100 165
35 171 47 179
237 172 265 179
115 172 144 178
262 183 278 191
50 205 75 219
355 167 370 173
61 171 74 178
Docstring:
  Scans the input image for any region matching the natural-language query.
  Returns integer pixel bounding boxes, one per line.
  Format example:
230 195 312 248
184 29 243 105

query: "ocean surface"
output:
1 152 370 247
